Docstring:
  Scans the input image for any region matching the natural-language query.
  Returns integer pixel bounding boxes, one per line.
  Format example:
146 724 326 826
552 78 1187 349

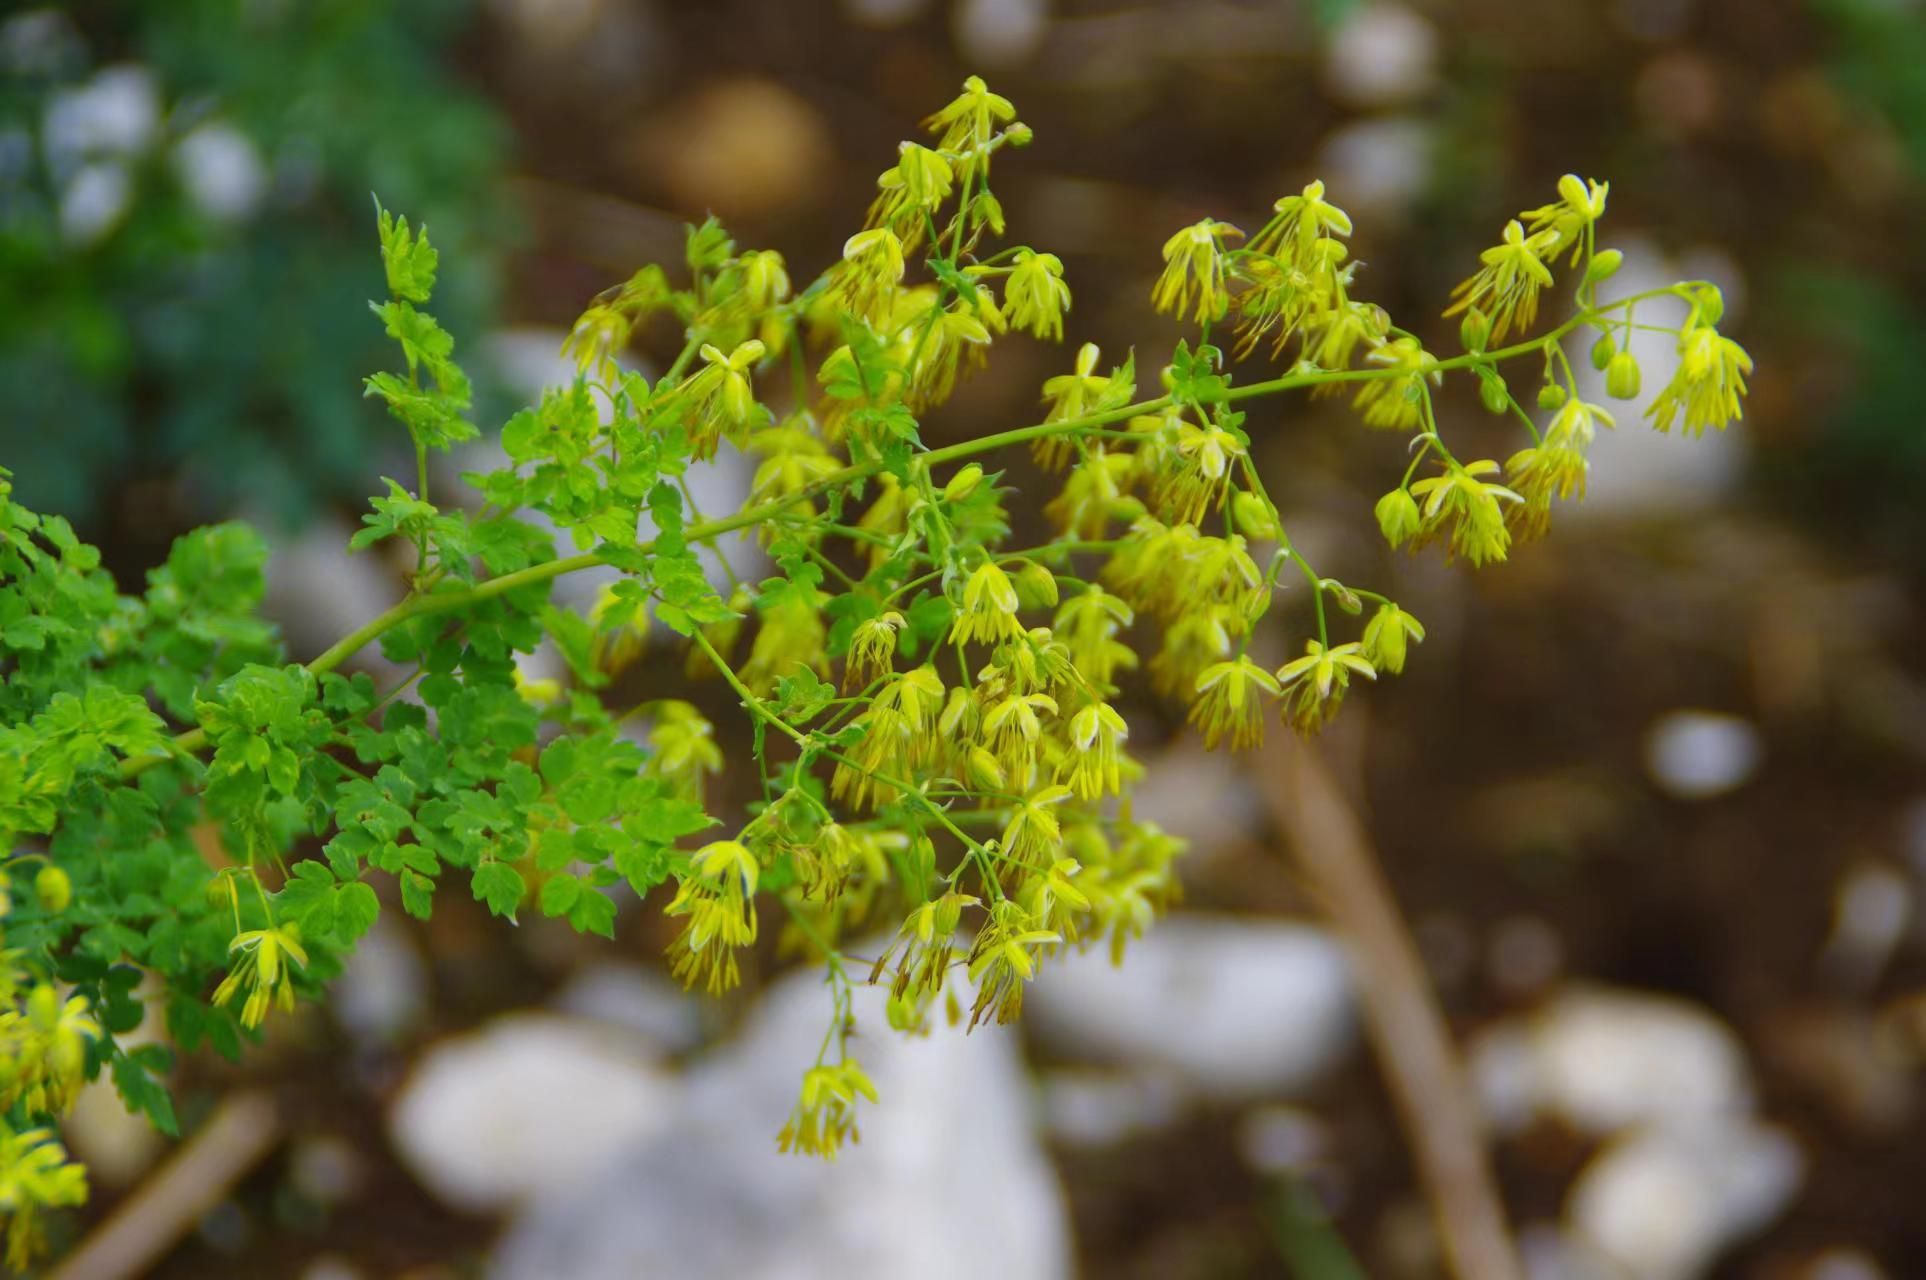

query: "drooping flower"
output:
952 561 1024 646
1360 604 1426 676
212 924 309 1029
1275 640 1377 734
1646 324 1751 437
1445 219 1558 344
1152 219 1244 324
1188 654 1280 750
1004 249 1071 341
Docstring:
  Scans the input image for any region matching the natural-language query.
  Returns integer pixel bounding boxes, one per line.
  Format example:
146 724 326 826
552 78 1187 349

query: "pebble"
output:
1026 915 1355 1101
389 1013 679 1213
1643 710 1763 800
1469 986 1754 1137
1567 1119 1803 1280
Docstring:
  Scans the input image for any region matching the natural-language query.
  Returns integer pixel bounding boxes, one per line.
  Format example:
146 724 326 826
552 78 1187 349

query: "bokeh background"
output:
7 0 1926 1277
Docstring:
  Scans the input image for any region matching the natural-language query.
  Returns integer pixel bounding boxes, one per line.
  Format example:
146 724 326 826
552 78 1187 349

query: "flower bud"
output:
1479 372 1509 415
1231 490 1281 541
1006 122 1034 147
1327 581 1363 615
1375 488 1422 549
1586 249 1623 283
1590 333 1616 371
1015 562 1059 609
1459 307 1490 353
34 866 70 914
1605 351 1642 400
942 463 984 503
1694 283 1725 326
1537 383 1568 411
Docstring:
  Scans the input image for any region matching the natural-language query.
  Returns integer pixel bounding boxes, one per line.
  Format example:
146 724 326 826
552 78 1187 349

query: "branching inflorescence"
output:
0 78 1747 1250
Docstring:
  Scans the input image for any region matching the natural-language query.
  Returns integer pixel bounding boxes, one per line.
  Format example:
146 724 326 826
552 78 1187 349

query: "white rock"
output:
1325 4 1439 108
173 121 268 223
954 0 1050 68
1038 1069 1183 1147
1469 987 1754 1137
390 1013 678 1213
1643 710 1762 800
493 971 1070 1280
550 961 707 1054
328 914 427 1046
1567 1119 1802 1280
1315 117 1433 219
1026 915 1355 1100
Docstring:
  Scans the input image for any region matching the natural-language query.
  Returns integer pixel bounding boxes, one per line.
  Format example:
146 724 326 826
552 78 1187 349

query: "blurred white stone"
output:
1127 743 1261 860
43 64 158 175
1567 1119 1802 1280
1562 240 1745 514
63 1080 164 1188
1819 861 1911 989
1038 1069 1183 1147
1235 1104 1330 1175
58 161 130 246
329 915 428 1046
1027 916 1355 1100
1316 117 1433 219
954 0 1049 68
1325 4 1438 108
173 121 268 223
390 1013 678 1213
260 511 406 673
288 1134 367 1206
1643 710 1762 800
1469 987 1754 1137
1517 1221 1621 1280
550 961 707 1054
493 971 1069 1280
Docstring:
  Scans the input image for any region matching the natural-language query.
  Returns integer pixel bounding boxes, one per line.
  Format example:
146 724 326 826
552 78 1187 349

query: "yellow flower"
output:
868 142 954 240
1409 459 1521 566
1004 249 1070 341
212 923 309 1029
1350 337 1438 431
1445 219 1558 344
1035 342 1124 470
1249 179 1354 264
966 900 1060 1028
1002 785 1074 863
665 840 761 995
1361 604 1426 676
844 612 905 691
1646 324 1751 437
1188 654 1280 750
1375 487 1422 549
779 1059 880 1160
922 75 1017 170
680 339 767 459
835 228 906 324
1152 219 1243 324
952 561 1024 646
1151 419 1246 525
1522 174 1609 265
1275 640 1376 734
648 701 722 802
1064 702 1128 799
1045 447 1136 539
